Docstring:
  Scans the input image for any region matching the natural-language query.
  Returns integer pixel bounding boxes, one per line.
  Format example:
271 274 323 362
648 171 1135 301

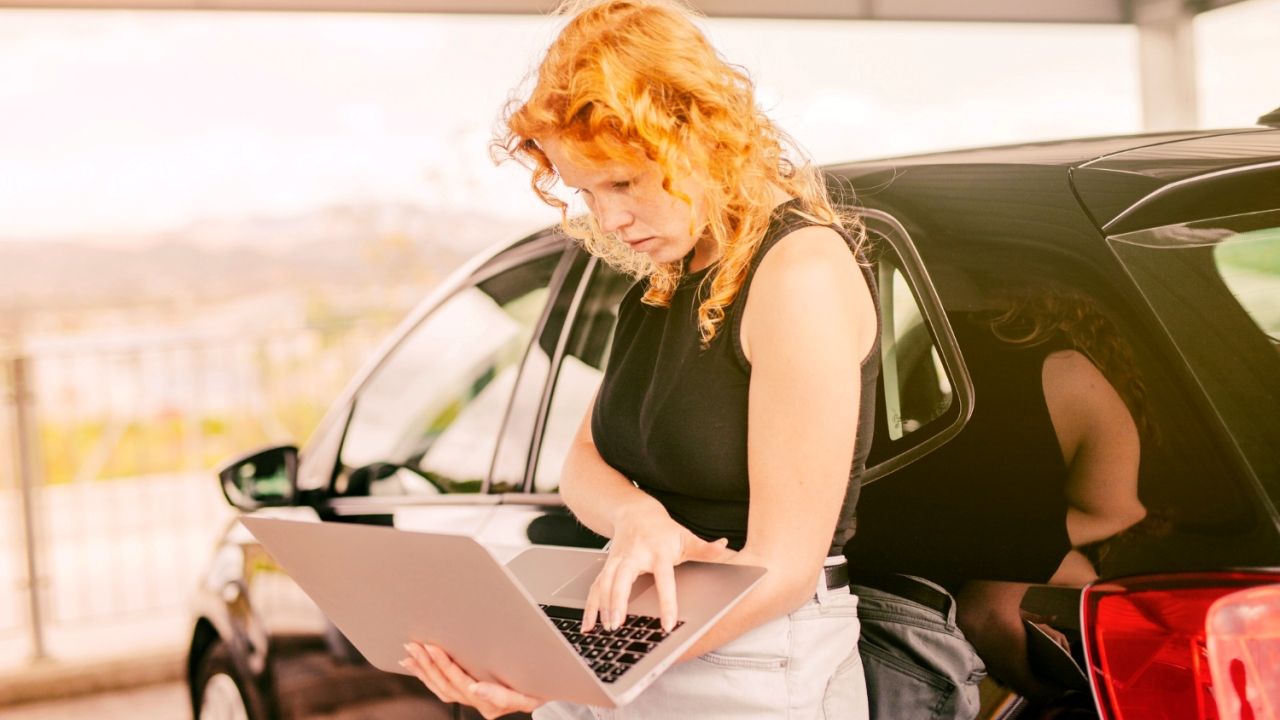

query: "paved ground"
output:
2 681 187 720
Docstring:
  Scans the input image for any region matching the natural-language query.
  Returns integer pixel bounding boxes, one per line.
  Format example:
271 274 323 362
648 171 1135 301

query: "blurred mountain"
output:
0 203 543 314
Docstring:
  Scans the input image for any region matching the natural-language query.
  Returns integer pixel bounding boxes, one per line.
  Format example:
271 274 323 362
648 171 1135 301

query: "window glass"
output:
1214 224 1280 341
489 252 590 493
336 251 561 496
532 263 635 493
1111 209 1280 486
877 253 955 441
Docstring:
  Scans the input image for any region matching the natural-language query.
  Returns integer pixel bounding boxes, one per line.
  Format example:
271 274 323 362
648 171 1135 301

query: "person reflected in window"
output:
846 287 1152 717
400 1 881 718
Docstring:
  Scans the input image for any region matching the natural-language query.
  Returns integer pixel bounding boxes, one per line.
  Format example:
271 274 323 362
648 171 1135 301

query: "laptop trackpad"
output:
550 556 655 604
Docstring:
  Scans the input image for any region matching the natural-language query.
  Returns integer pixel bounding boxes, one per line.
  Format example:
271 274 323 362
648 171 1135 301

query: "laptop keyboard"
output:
539 604 684 683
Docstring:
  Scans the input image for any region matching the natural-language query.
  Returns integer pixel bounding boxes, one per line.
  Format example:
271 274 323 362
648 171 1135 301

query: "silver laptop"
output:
239 516 766 708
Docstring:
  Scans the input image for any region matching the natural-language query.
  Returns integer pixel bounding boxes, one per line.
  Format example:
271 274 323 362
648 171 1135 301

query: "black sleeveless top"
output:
843 314 1073 590
592 199 880 554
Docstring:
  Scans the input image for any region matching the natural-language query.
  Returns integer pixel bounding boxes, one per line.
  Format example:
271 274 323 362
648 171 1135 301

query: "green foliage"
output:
1216 227 1280 274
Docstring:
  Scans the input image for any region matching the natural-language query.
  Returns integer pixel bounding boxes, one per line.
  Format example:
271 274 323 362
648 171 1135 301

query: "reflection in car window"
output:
533 262 636 492
336 251 560 496
1214 225 1280 341
879 258 954 440
1110 209 1280 486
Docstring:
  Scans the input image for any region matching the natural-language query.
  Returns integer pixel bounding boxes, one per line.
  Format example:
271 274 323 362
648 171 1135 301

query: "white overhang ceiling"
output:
0 0 1251 22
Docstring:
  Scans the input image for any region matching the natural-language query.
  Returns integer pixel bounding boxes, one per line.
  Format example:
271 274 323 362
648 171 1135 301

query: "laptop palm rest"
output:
544 554 656 605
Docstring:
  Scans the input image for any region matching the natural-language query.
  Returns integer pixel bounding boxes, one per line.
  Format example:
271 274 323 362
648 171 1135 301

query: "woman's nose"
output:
595 196 634 234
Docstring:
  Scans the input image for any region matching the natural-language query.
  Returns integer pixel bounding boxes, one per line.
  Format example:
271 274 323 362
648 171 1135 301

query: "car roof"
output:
827 128 1275 171
827 128 1280 231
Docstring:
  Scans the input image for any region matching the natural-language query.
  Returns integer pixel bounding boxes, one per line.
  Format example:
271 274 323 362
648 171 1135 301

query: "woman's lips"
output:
624 236 655 250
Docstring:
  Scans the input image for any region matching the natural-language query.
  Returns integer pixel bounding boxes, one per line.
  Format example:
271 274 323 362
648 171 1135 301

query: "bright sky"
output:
0 1 1276 242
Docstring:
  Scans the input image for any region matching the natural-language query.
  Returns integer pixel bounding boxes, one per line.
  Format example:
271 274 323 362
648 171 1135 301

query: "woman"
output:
402 1 880 717
847 288 1150 718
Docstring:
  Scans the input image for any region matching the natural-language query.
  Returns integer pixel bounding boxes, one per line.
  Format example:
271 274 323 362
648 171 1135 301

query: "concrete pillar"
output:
1134 0 1200 131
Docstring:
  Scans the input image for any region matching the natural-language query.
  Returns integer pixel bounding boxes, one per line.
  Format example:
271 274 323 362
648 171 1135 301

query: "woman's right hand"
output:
582 502 730 634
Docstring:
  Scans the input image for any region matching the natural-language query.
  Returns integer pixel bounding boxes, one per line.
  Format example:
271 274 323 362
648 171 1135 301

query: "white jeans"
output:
535 576 868 720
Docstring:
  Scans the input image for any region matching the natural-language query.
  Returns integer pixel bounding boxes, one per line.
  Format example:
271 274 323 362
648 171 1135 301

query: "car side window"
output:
862 219 971 479
531 260 635 493
334 249 563 497
878 251 955 440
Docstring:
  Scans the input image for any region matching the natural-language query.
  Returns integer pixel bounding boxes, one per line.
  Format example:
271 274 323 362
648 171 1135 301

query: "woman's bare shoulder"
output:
742 224 875 361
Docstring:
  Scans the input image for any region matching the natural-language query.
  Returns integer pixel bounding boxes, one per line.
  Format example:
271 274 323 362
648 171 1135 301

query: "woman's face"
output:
539 135 712 267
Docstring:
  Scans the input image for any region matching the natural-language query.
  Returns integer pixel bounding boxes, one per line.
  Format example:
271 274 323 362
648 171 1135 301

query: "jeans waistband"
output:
815 556 850 599
850 570 952 617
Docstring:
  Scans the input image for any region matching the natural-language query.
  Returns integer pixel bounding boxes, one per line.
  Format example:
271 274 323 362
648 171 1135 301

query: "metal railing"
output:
0 319 394 670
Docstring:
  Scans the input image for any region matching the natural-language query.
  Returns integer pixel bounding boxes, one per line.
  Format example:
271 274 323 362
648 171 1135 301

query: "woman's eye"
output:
611 180 631 191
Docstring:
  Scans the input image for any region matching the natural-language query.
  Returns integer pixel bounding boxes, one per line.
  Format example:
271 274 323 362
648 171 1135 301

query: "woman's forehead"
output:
541 136 644 187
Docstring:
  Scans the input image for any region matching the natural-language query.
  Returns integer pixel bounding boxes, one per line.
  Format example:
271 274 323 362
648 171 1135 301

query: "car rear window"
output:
1110 209 1280 499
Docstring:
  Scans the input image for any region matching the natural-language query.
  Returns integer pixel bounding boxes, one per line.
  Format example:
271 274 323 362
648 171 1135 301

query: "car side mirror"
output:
218 444 299 511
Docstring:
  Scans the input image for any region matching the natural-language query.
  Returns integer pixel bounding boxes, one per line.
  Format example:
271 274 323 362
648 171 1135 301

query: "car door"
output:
248 234 576 719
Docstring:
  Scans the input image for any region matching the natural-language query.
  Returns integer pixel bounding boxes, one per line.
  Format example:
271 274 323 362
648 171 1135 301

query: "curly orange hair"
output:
493 0 861 346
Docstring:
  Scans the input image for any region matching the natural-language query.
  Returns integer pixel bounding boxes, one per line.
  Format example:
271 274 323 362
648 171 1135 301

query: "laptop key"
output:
541 605 586 622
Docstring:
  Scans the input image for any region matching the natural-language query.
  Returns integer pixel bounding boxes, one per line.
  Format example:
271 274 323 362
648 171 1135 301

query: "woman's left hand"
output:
401 642 543 719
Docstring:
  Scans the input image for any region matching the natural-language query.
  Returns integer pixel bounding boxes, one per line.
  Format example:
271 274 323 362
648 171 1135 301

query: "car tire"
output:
194 641 261 720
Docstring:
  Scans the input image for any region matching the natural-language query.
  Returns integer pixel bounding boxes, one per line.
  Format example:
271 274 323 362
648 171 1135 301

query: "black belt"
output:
823 560 850 591
850 570 952 617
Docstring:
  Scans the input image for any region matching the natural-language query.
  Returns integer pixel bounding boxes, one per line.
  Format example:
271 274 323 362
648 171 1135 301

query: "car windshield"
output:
1109 209 1280 486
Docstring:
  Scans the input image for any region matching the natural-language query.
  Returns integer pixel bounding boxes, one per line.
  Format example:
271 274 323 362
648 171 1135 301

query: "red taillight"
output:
1207 584 1280 720
1082 571 1280 720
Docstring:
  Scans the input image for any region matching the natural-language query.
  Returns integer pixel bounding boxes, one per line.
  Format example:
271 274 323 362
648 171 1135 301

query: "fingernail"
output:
403 643 415 654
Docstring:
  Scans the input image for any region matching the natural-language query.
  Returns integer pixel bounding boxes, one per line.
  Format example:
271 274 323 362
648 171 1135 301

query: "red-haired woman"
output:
402 1 879 717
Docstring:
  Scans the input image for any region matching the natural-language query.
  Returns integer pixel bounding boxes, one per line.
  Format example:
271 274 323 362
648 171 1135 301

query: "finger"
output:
582 577 602 633
653 561 678 633
596 558 623 628
607 560 641 630
399 656 431 689
426 643 481 697
404 644 459 703
414 646 463 702
583 559 618 632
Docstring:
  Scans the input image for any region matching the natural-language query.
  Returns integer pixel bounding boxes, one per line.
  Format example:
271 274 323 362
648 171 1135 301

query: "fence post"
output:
9 354 48 661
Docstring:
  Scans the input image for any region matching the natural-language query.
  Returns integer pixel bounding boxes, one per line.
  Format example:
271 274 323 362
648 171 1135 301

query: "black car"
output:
187 120 1280 720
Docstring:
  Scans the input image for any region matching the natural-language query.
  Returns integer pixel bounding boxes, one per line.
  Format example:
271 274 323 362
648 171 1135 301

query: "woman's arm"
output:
564 397 733 633
558 396 668 540
677 225 877 659
1042 350 1145 547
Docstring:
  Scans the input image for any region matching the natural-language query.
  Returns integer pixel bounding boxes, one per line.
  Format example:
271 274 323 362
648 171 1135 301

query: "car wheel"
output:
195 641 257 720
